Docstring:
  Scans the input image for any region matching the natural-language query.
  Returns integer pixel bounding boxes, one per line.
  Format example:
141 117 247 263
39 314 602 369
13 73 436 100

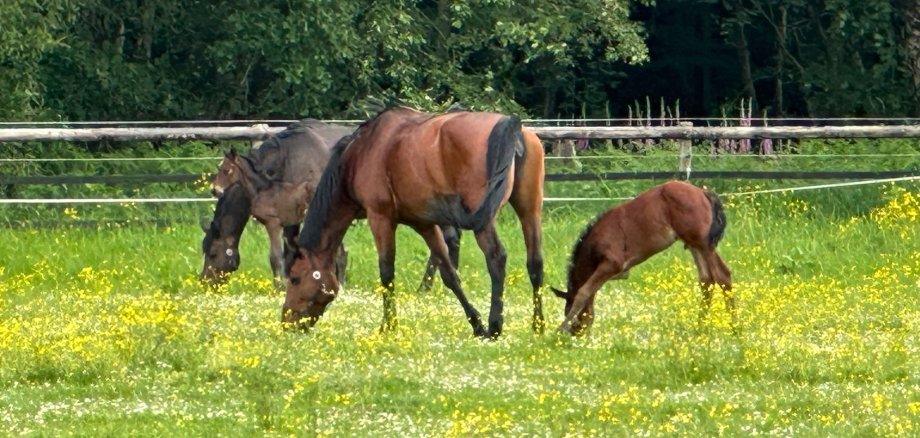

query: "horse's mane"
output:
565 212 605 293
297 107 423 250
298 133 353 250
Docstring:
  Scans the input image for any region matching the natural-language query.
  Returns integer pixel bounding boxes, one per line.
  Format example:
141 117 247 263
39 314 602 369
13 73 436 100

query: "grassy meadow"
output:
1 139 919 436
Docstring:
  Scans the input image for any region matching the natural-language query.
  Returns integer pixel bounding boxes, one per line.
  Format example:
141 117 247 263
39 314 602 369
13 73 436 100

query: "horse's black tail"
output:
463 115 522 231
705 190 727 249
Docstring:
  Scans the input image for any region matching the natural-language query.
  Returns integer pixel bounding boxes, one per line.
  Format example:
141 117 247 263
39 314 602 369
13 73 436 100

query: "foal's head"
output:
282 247 341 328
211 149 245 196
551 287 595 335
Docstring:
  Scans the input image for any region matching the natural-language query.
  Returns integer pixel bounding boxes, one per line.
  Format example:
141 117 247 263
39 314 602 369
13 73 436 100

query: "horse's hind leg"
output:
692 248 737 332
415 225 486 337
417 225 461 293
367 213 399 332
512 202 544 333
475 222 508 338
690 248 714 325
709 251 736 332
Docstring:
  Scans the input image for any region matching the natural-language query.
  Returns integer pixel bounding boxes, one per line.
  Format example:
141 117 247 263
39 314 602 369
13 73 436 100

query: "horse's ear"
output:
550 287 568 298
200 219 211 233
227 148 238 159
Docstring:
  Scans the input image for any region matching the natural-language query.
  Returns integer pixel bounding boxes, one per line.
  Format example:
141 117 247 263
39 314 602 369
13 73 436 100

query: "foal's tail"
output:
704 190 727 249
462 115 523 231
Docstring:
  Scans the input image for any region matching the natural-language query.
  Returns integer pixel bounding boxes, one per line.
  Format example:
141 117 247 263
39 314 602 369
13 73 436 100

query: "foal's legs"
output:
264 220 284 288
689 248 714 323
708 251 736 331
475 221 508 338
367 213 398 332
559 260 621 335
691 248 736 332
415 225 486 337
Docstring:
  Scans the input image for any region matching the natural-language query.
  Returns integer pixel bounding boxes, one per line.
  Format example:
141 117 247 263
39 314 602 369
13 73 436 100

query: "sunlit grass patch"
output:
1 183 919 435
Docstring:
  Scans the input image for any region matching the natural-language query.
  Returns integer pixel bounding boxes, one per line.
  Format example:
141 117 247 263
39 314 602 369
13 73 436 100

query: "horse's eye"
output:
208 252 217 259
290 277 300 285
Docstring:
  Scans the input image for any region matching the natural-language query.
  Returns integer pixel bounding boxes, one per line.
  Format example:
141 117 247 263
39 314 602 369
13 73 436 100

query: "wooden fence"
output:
1 123 919 192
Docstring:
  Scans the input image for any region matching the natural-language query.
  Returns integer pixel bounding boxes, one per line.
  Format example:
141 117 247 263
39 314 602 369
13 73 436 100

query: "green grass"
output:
1 179 918 436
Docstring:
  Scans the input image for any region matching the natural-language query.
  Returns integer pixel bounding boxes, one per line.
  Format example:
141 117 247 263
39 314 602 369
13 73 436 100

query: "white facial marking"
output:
312 271 321 280
225 248 234 257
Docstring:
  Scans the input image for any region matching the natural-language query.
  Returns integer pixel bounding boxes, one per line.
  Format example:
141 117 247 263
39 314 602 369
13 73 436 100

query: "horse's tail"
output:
464 115 522 231
705 190 727 249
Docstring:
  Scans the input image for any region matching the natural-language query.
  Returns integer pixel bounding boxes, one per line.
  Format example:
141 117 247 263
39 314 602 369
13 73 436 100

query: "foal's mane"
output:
565 213 605 293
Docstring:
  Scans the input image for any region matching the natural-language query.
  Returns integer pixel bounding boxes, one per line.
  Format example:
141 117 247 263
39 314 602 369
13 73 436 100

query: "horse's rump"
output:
349 109 522 231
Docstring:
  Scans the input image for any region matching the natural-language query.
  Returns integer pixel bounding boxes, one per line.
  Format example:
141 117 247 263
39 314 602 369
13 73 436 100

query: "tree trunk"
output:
774 5 786 117
734 23 757 110
897 0 920 116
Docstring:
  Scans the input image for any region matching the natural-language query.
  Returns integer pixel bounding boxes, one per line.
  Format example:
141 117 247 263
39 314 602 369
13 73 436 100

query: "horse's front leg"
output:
367 213 398 332
559 260 619 335
475 222 508 339
414 225 485 337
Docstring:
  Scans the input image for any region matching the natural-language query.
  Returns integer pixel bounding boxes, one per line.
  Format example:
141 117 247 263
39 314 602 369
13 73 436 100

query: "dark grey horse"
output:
201 120 352 283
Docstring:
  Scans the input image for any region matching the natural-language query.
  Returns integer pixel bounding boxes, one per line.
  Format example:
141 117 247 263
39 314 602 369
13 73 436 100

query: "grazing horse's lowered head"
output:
553 181 734 336
199 184 251 283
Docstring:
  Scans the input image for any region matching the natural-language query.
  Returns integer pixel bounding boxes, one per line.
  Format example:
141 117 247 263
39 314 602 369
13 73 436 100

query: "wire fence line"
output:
2 117 919 127
2 175 917 205
2 152 919 164
4 124 920 142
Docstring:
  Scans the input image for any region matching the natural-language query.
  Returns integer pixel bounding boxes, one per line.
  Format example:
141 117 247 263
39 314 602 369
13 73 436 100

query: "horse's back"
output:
351 110 520 227
251 120 354 186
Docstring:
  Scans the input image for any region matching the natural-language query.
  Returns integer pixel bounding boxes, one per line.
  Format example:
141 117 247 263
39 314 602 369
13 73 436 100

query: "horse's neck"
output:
234 160 270 197
217 185 252 236
309 201 359 258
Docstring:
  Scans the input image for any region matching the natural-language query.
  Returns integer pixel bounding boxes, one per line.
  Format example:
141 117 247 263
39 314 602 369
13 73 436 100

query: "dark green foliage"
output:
0 0 916 123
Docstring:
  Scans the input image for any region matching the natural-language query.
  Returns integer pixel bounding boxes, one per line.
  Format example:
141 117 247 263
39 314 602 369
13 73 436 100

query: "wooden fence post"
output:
678 121 693 180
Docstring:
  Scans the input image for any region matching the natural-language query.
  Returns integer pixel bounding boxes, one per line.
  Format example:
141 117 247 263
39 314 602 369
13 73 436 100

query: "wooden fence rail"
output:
2 124 920 142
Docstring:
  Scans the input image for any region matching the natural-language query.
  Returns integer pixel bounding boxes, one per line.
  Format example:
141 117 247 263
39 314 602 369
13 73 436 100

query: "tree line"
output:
2 0 918 122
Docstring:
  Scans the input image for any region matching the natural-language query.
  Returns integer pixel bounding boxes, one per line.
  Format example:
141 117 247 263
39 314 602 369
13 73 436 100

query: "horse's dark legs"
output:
475 222 508 338
417 226 461 293
367 214 398 332
515 209 545 333
559 260 619 335
415 225 486 337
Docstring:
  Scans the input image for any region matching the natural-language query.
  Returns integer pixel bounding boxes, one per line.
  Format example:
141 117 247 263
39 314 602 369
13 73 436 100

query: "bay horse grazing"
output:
552 181 734 335
285 107 536 338
416 126 547 331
